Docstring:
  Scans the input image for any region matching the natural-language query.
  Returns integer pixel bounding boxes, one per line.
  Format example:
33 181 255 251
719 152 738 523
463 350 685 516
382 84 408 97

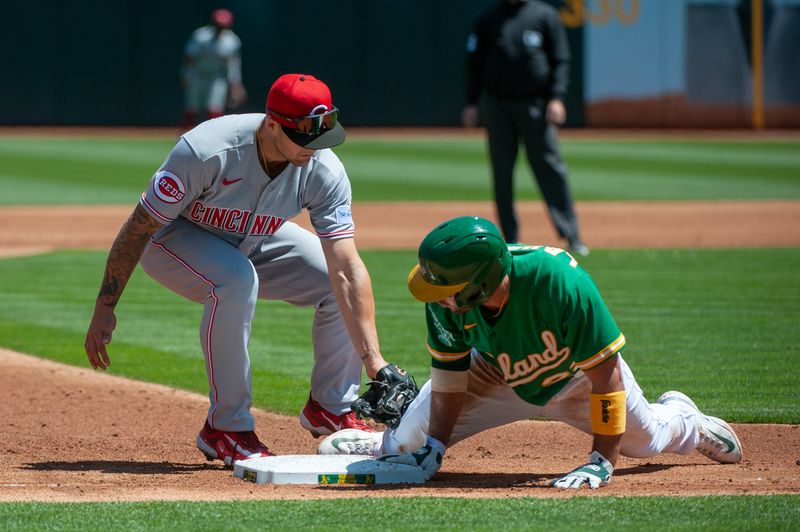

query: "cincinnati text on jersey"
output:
189 201 286 236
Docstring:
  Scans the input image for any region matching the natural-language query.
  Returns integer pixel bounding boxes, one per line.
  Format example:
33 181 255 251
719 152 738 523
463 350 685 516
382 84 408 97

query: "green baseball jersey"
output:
425 245 625 406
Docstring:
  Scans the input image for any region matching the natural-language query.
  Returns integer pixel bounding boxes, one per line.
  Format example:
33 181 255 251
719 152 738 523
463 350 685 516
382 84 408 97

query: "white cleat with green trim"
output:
657 390 743 464
318 428 384 456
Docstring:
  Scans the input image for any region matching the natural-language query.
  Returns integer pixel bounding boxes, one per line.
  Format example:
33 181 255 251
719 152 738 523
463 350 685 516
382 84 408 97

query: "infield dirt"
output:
1 200 800 256
1 200 799 501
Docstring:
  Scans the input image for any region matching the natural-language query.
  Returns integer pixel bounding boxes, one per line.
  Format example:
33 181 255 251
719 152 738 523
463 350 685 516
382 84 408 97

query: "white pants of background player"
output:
140 218 362 432
184 74 229 115
382 350 699 458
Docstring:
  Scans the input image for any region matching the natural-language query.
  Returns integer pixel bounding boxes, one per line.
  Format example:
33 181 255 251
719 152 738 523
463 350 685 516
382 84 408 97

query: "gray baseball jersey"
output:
138 113 362 431
141 113 354 248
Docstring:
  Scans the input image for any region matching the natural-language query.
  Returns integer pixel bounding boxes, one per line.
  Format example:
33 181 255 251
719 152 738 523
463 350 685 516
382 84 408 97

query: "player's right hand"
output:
84 304 117 371
546 99 567 125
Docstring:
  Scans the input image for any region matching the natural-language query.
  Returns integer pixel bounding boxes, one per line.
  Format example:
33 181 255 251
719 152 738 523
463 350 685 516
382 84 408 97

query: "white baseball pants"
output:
383 350 699 459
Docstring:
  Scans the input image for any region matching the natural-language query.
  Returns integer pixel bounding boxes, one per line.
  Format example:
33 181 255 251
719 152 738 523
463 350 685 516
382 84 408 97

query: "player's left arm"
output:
320 236 388 379
544 6 570 125
551 354 624 489
584 354 625 465
548 262 626 489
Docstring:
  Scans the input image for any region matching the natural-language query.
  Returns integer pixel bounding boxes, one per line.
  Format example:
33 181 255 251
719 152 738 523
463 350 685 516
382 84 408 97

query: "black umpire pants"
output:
483 94 580 245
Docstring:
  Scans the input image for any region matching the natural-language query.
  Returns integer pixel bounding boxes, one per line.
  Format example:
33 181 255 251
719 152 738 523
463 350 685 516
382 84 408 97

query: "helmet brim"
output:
407 264 468 303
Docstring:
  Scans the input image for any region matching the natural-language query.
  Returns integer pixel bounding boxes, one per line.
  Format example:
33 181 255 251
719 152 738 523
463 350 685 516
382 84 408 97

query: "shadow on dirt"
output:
21 461 222 475
315 462 697 491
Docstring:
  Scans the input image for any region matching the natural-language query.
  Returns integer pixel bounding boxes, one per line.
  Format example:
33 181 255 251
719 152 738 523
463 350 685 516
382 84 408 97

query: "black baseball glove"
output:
351 364 418 429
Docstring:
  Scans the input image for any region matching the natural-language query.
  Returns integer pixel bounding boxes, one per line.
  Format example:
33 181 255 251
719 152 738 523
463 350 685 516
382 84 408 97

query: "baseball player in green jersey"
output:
319 216 743 488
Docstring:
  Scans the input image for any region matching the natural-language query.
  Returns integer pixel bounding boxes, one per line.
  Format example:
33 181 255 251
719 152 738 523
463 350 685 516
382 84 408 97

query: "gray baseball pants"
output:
140 218 362 431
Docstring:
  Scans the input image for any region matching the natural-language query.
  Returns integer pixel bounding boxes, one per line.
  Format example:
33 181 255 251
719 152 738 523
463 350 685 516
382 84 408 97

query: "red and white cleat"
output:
299 394 374 438
196 420 274 467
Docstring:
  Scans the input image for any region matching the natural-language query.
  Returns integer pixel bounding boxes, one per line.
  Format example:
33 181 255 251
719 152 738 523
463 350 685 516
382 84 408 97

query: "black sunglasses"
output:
268 107 338 135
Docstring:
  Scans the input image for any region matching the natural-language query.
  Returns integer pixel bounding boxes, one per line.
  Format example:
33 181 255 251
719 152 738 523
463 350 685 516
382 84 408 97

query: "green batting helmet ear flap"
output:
407 216 511 307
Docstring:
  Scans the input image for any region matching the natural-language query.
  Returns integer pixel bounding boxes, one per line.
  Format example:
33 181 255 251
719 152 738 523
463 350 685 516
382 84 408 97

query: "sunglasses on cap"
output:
268 107 339 135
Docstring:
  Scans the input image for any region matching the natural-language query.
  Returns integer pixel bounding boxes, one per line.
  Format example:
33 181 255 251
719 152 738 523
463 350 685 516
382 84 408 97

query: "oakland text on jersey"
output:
496 330 573 388
188 200 286 236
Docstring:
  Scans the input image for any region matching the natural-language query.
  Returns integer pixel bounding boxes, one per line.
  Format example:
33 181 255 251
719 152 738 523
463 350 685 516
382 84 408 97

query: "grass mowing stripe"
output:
1 136 798 204
564 140 800 170
0 248 797 422
0 496 798 530
582 248 800 422
0 137 175 162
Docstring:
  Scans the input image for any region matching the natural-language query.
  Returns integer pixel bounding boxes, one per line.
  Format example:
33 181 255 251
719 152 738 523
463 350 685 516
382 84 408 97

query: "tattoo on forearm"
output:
98 273 121 305
97 204 161 306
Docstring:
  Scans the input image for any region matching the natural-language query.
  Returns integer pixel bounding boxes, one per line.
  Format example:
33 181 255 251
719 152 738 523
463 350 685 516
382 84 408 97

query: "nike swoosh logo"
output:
708 428 736 453
319 410 344 431
222 177 243 185
331 438 351 449
332 437 370 449
464 323 477 330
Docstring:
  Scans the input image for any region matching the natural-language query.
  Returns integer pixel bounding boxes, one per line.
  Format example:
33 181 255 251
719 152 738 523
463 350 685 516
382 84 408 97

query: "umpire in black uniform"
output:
462 0 587 255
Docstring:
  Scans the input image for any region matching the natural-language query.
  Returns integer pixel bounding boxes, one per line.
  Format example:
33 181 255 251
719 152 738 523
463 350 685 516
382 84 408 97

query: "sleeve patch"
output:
152 171 186 204
334 205 353 225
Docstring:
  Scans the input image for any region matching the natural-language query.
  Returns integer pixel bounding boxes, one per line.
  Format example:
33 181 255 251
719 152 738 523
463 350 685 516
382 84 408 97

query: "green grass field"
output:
1 135 799 204
0 248 797 422
2 496 799 531
1 133 798 529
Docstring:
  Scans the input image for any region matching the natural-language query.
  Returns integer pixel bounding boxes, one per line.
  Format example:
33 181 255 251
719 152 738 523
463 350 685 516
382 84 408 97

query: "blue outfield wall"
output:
582 0 800 128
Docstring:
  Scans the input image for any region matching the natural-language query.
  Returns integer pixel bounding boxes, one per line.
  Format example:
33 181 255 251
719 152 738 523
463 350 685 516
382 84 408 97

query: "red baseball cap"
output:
211 9 234 28
266 74 346 149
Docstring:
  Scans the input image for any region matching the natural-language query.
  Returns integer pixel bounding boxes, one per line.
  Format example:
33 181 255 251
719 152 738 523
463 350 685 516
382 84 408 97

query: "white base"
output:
233 454 425 485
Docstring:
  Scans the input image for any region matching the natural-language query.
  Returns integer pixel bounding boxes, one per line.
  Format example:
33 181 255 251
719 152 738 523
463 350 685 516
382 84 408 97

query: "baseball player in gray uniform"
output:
85 73 400 466
180 9 246 131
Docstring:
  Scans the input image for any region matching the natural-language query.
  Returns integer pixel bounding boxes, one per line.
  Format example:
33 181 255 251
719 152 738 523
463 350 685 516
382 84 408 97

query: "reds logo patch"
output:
153 171 186 204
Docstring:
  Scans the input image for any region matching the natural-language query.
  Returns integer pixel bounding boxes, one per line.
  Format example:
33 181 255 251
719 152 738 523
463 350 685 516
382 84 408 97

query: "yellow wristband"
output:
590 391 627 435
